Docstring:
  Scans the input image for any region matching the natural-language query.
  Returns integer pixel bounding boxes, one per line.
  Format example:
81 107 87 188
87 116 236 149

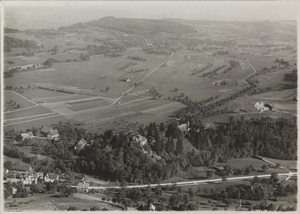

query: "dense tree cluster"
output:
4 36 37 52
86 43 124 56
275 58 289 67
5 113 296 187
202 65 226 77
185 116 297 161
283 69 297 89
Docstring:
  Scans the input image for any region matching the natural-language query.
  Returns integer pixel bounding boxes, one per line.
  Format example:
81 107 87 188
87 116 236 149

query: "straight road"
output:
111 52 174 106
77 172 297 190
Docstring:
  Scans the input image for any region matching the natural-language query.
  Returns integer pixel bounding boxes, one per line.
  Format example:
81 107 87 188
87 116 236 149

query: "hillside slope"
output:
83 16 196 35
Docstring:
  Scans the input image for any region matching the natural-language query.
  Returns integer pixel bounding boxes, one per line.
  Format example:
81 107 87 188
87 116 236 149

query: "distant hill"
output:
78 16 196 35
4 27 20 33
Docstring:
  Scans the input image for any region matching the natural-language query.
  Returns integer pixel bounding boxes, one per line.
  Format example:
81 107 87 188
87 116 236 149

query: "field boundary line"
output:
4 112 57 122
4 105 39 114
32 94 81 101
9 90 38 105
4 114 61 127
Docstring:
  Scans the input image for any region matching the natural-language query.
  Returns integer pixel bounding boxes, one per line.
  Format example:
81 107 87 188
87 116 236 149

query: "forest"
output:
6 114 296 185
4 36 37 52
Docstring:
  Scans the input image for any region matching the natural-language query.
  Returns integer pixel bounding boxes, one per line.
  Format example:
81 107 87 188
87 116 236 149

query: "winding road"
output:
242 59 257 86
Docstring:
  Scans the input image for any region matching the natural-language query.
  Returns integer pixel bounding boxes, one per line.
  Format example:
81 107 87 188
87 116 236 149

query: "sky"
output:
3 1 299 30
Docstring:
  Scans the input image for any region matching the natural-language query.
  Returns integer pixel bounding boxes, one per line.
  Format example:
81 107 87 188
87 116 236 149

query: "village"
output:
3 122 191 201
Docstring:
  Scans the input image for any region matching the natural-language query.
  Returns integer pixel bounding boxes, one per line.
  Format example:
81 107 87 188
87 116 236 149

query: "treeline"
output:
4 36 37 52
283 69 297 89
190 64 212 76
173 84 274 119
275 58 289 67
129 68 149 73
42 53 90 68
86 43 125 56
174 85 257 118
127 56 146 61
202 65 226 77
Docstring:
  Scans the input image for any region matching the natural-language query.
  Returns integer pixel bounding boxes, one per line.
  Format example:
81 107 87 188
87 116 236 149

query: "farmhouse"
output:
41 126 52 136
21 131 34 141
77 181 90 193
5 187 18 198
254 101 271 113
23 172 43 185
177 122 190 134
44 173 59 183
213 166 225 172
75 138 87 152
149 202 156 211
251 183 274 198
132 134 147 146
41 126 59 140
121 77 131 82
47 129 59 140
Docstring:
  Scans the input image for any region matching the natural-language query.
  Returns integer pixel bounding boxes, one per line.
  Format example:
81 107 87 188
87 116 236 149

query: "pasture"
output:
4 90 37 111
22 88 80 99
253 89 296 100
216 158 290 174
68 99 112 111
4 193 120 211
127 50 254 101
4 105 52 120
77 99 185 132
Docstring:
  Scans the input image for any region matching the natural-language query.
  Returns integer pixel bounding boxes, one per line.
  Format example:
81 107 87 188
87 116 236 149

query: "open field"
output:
71 99 185 124
4 193 120 211
4 90 37 111
216 158 291 174
68 98 112 111
22 88 88 100
252 88 296 100
4 114 69 131
126 50 254 101
215 94 297 115
260 156 297 170
4 105 52 120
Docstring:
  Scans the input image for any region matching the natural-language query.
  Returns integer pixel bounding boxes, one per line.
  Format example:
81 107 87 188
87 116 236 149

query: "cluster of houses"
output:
8 64 39 72
4 163 60 186
18 126 60 142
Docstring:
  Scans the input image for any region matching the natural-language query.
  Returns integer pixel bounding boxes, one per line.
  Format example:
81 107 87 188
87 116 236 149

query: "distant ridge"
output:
4 27 20 33
73 16 196 35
